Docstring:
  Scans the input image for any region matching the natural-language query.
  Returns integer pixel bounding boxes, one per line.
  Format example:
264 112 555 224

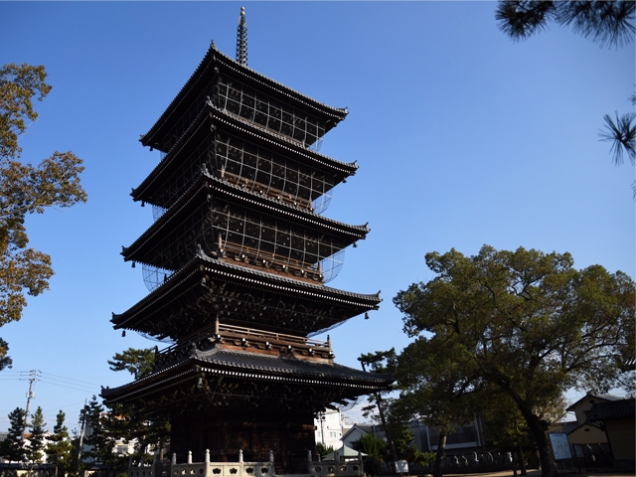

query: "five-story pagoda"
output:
102 9 391 474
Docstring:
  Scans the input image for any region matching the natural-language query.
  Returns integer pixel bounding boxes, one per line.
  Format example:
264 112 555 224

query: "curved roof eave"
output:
133 103 359 203
140 42 348 148
112 250 381 330
102 349 392 402
124 172 370 262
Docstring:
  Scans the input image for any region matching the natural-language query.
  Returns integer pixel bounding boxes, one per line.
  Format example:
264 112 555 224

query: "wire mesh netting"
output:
142 262 173 291
150 124 334 215
215 131 334 214
137 69 355 295
216 75 326 150
140 192 348 292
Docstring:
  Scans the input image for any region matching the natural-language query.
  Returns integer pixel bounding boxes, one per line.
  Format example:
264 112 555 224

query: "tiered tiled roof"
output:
141 43 348 152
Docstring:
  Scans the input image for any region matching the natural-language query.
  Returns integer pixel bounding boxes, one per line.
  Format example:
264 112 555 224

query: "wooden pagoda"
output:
102 12 391 475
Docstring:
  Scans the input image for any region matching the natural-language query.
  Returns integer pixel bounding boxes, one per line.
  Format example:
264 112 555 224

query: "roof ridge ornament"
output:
236 6 248 66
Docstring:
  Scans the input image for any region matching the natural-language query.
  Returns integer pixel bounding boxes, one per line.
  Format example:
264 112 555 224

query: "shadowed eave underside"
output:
112 250 381 340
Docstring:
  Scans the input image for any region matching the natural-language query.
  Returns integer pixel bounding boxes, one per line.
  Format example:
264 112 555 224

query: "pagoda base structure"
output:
103 323 388 475
169 409 315 468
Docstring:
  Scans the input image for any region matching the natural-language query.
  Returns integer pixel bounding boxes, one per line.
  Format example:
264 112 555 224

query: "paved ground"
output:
442 470 633 477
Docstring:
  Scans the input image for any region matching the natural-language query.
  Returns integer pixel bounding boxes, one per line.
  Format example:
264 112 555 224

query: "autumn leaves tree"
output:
0 63 86 367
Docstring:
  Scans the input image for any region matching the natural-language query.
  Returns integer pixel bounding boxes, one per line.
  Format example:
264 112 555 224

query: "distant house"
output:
341 424 374 449
565 393 621 447
588 398 635 471
426 420 485 452
341 419 485 455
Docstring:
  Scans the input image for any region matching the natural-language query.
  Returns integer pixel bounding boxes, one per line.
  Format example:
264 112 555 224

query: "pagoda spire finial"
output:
236 6 248 66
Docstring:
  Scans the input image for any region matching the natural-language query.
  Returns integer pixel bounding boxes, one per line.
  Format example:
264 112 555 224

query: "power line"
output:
38 378 98 394
44 372 101 388
1 370 101 392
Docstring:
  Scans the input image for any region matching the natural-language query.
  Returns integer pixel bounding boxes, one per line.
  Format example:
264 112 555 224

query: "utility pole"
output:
319 412 326 447
21 370 41 441
77 399 88 465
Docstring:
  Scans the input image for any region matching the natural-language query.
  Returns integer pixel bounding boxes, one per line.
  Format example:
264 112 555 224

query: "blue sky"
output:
0 1 633 432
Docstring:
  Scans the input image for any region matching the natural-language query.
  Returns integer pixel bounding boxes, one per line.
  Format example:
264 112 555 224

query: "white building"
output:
315 409 344 450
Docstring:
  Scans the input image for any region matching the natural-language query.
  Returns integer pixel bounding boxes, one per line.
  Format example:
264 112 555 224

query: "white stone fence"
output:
128 449 363 477
307 460 363 477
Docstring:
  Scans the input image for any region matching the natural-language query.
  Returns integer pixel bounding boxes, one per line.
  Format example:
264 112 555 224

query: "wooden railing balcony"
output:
221 169 314 212
220 240 325 284
153 323 333 371
216 323 330 351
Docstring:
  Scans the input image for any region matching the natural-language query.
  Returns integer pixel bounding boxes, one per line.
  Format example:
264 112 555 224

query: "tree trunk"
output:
375 394 399 469
433 432 446 477
521 411 557 477
359 362 399 469
518 446 527 476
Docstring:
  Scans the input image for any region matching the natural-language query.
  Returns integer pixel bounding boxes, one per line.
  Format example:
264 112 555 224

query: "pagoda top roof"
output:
133 102 359 205
141 42 348 150
112 249 381 339
102 346 392 402
123 170 370 264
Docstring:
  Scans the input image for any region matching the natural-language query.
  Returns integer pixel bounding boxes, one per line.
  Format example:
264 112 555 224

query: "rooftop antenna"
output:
236 6 248 66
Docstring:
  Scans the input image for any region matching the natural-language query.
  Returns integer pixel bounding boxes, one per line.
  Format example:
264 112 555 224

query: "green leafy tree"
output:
79 396 114 467
26 406 46 463
383 399 433 465
393 245 635 477
495 2 636 195
315 442 334 458
352 434 385 477
358 350 400 464
0 63 87 365
396 338 479 477
105 348 169 465
495 1 635 47
362 455 382 477
46 410 75 476
0 407 27 462
481 390 532 475
107 347 155 380
352 433 385 460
